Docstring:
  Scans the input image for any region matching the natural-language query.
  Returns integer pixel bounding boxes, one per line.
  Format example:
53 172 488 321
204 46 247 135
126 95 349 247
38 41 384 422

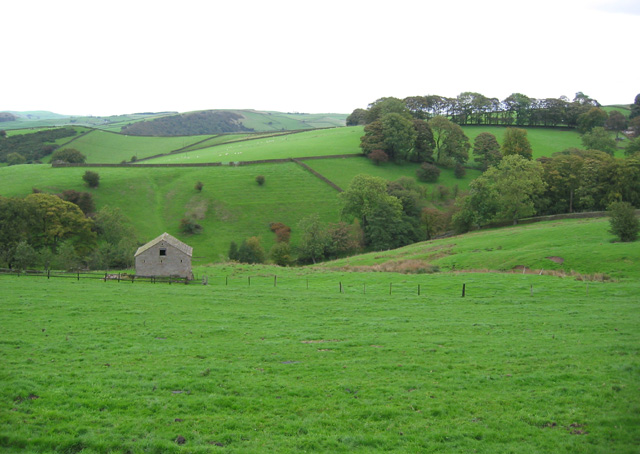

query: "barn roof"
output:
135 232 193 257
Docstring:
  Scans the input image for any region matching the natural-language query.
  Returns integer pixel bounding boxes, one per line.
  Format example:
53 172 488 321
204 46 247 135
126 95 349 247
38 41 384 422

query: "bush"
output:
59 190 95 215
228 241 239 261
256 175 265 186
130 155 138 163
270 242 293 266
82 171 100 188
608 201 639 242
180 217 203 235
237 237 265 264
51 148 86 164
269 222 291 243
416 162 440 182
454 163 466 179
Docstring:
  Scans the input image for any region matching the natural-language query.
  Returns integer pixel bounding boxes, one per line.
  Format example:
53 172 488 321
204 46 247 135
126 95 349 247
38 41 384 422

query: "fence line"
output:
0 269 600 297
0 269 189 284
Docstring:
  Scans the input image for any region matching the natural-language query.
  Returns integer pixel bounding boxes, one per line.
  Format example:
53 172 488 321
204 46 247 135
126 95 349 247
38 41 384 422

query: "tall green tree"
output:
365 97 411 123
297 214 331 264
380 113 417 162
346 108 369 126
456 155 546 227
502 128 533 160
340 175 402 231
409 119 435 162
23 193 95 253
581 127 617 155
472 132 501 170
428 116 470 165
577 107 608 134
360 120 385 156
605 110 628 138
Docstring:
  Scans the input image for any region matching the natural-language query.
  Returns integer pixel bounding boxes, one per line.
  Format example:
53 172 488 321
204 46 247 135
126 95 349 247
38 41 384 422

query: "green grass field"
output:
1 264 638 453
0 163 343 262
305 157 483 194
142 127 364 164
43 130 217 164
461 126 583 160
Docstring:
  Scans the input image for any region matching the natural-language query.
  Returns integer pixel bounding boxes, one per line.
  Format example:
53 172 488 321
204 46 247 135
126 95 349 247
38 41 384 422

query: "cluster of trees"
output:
0 127 77 164
453 150 640 232
51 148 87 164
0 193 137 270
348 92 631 129
120 111 254 136
359 103 471 168
229 216 361 266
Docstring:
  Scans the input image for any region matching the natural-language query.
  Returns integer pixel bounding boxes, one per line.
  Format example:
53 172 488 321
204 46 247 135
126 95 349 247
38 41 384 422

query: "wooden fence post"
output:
418 284 421 296
274 275 277 287
389 283 392 295
462 283 466 297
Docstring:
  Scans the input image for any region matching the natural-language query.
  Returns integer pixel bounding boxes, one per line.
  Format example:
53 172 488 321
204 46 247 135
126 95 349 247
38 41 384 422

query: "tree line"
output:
348 92 640 131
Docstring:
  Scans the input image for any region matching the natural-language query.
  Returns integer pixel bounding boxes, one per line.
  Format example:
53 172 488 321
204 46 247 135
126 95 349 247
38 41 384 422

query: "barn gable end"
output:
135 233 193 279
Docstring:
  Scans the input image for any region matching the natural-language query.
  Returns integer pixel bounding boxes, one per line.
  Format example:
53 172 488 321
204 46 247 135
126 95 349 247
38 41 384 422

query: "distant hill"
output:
120 110 253 136
0 109 347 133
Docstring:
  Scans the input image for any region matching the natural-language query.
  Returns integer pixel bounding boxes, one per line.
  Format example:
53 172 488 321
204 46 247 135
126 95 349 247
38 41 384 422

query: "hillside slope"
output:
317 217 640 280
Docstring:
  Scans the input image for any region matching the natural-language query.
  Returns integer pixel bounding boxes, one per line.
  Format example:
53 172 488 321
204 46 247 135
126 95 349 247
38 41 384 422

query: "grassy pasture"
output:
1 267 638 453
142 127 364 164
319 217 640 281
0 163 343 262
44 130 217 164
461 126 583 160
304 157 483 194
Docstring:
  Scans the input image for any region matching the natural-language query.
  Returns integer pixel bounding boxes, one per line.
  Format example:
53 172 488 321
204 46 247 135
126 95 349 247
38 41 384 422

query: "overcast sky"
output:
3 0 638 116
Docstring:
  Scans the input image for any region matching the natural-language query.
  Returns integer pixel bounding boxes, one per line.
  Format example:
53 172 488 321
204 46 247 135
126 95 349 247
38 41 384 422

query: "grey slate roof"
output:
134 232 193 257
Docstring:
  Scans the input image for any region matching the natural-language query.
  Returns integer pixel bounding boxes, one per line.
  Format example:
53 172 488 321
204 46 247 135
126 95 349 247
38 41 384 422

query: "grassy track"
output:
1 268 638 453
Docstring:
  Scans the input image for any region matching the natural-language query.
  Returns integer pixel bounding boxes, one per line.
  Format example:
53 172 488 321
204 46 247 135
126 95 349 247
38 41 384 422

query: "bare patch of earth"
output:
211 200 237 222
185 197 208 220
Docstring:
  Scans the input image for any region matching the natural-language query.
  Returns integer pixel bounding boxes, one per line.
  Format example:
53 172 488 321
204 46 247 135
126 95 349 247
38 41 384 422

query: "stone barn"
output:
135 233 193 280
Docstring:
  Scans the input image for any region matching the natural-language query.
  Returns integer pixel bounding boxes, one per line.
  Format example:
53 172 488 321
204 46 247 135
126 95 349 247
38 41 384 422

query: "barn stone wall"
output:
135 240 192 279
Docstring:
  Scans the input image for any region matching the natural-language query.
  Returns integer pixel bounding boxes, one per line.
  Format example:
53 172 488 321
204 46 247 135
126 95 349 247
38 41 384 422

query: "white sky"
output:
3 0 639 116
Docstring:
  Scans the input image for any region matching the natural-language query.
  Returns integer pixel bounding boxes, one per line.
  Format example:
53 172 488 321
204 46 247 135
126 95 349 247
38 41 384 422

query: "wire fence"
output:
0 268 596 299
0 269 190 285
